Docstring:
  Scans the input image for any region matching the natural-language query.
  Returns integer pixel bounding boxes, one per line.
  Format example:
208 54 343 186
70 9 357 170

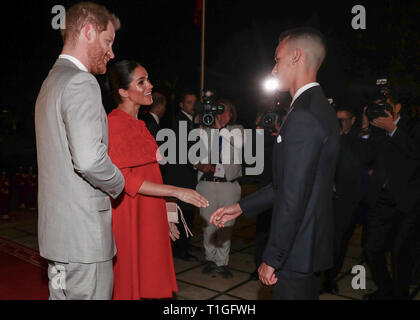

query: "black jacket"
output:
359 116 420 213
163 111 197 189
140 112 160 139
334 128 364 205
239 86 340 273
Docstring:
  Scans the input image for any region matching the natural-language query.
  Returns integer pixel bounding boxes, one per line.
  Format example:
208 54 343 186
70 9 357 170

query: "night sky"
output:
0 0 419 167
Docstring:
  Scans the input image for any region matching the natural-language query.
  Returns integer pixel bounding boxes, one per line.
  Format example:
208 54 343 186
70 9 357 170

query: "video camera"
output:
365 78 394 122
256 100 285 134
194 91 225 127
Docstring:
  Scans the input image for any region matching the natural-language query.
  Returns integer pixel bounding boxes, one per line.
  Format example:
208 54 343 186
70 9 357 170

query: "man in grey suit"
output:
35 2 124 300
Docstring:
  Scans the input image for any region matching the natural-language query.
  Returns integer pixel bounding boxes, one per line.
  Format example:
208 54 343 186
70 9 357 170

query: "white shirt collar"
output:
149 112 160 125
59 54 88 72
291 82 320 107
394 115 401 125
181 110 193 122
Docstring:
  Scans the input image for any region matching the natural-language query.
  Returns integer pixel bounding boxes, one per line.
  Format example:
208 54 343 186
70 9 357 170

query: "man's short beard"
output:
88 41 107 75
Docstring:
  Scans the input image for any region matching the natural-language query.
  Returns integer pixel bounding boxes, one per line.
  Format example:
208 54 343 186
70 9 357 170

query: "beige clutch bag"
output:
166 202 193 238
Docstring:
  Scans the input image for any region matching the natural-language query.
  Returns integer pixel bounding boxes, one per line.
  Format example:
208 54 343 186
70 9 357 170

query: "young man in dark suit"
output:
210 27 340 300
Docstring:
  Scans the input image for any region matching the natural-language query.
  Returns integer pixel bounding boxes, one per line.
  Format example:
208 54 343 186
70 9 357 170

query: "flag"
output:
194 0 203 27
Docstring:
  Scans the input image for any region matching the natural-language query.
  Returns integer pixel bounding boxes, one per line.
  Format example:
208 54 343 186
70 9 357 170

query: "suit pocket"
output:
90 196 111 213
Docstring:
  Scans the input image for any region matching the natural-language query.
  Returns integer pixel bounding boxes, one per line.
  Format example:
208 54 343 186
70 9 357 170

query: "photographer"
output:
323 106 364 293
195 98 243 278
360 89 420 300
250 103 288 280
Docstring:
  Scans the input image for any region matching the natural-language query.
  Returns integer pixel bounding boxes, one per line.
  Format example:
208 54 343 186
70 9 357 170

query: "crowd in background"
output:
0 166 38 219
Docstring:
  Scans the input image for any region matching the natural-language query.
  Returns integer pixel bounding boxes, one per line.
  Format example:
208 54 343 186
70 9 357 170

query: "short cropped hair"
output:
279 27 327 70
151 92 167 108
179 90 198 103
61 2 120 46
336 106 355 118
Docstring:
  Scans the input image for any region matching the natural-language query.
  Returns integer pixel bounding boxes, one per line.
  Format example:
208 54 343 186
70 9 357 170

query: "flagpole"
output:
200 0 206 98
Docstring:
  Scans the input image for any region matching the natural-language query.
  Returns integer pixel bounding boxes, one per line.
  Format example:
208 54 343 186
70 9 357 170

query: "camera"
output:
257 110 279 134
194 91 225 127
256 100 285 134
365 78 394 122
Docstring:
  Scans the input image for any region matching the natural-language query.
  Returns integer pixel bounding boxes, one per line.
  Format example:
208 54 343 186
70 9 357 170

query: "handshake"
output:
209 202 279 286
209 203 243 227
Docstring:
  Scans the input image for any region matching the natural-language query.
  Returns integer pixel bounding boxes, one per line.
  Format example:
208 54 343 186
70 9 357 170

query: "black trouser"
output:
254 209 272 269
273 269 320 300
325 198 360 283
363 189 418 299
172 201 196 257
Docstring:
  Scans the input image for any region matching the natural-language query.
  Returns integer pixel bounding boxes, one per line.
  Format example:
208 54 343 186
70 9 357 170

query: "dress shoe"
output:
363 289 393 300
321 281 339 295
202 261 218 274
214 266 233 279
174 252 199 262
249 270 259 281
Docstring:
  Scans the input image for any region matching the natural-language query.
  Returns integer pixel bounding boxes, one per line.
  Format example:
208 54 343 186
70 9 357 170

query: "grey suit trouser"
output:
197 181 241 267
47 260 113 300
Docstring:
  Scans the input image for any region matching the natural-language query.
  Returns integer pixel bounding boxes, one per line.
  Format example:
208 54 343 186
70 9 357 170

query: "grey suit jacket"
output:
35 58 125 263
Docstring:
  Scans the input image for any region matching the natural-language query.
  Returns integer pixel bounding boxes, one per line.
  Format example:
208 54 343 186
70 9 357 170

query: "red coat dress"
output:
108 109 177 300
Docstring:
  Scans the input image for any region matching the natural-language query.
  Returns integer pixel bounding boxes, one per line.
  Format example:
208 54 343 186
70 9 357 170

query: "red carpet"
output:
0 237 49 300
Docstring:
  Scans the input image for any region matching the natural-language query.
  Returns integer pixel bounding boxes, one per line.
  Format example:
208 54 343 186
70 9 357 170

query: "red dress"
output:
108 109 178 300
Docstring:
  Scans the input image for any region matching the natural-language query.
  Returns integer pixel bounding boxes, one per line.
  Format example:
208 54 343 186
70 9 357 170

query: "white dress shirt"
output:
149 112 160 125
59 54 88 72
290 82 320 107
181 110 193 122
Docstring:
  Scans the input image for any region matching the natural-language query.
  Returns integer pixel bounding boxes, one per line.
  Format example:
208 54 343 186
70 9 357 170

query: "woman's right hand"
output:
175 187 209 208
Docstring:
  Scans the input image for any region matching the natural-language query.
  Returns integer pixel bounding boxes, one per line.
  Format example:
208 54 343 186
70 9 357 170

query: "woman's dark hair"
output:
106 60 143 105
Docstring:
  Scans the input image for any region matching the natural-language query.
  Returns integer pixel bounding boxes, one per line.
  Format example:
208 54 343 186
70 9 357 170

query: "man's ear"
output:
292 48 302 65
82 23 97 43
351 116 356 126
118 88 128 99
179 102 184 110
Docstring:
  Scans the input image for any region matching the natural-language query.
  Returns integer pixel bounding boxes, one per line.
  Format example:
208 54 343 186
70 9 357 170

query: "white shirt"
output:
149 112 160 125
59 54 88 72
276 82 320 140
290 82 320 107
181 110 193 122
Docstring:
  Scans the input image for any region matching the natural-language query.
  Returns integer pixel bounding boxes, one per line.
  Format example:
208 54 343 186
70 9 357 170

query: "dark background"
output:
0 0 419 169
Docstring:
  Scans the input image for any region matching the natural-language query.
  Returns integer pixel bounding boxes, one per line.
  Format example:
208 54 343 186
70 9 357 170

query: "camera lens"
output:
202 114 214 127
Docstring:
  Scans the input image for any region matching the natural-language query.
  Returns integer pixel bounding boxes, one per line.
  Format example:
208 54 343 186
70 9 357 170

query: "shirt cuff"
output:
389 127 398 137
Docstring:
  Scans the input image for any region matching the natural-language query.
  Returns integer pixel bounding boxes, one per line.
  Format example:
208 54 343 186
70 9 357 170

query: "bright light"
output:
263 77 279 92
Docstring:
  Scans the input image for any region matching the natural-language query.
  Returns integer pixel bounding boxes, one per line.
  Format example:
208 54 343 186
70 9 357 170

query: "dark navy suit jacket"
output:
240 85 340 273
